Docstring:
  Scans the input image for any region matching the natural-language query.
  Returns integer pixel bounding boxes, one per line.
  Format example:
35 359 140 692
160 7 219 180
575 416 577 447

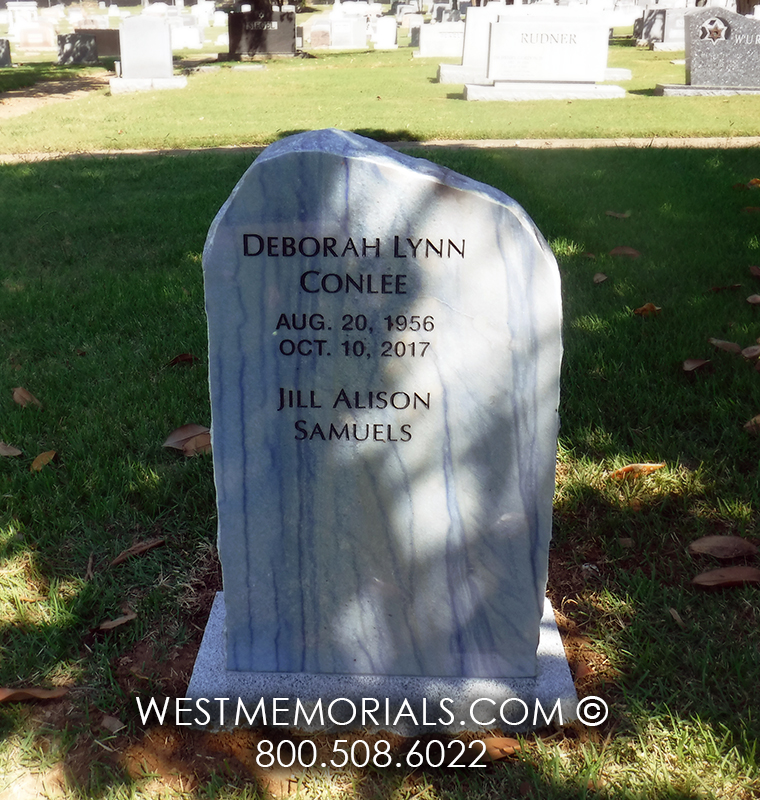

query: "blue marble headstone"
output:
203 129 562 681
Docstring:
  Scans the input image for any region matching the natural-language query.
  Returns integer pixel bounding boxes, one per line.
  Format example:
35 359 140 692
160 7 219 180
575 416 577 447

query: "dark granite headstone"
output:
57 33 98 65
0 39 11 68
228 9 296 55
76 28 121 57
686 7 760 88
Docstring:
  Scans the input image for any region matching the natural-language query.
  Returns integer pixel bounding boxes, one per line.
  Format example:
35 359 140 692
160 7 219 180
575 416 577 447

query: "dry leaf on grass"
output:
609 246 641 258
98 607 137 631
30 450 55 472
593 273 608 284
742 345 760 360
483 737 521 760
101 715 126 733
12 387 42 409
748 294 760 305
682 359 711 373
166 353 201 367
750 266 760 278
744 414 760 434
692 566 760 588
688 535 758 559
609 463 665 480
605 210 631 219
743 207 760 214
163 424 210 450
749 178 760 188
111 537 165 567
181 431 211 456
709 338 742 354
710 284 742 292
0 687 68 704
0 442 22 457
669 608 687 629
634 302 661 317
583 252 597 260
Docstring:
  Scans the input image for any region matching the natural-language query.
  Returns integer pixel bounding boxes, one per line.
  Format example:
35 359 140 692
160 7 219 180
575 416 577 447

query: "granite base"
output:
109 76 188 94
656 84 760 96
465 82 625 101
440 66 631 86
185 593 578 735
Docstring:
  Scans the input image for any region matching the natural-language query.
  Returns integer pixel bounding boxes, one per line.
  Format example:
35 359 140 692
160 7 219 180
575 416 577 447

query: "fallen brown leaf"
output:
30 450 55 472
745 414 760 434
710 284 742 292
111 537 166 567
668 608 687 629
483 737 521 760
0 687 68 704
582 252 597 260
605 210 631 219
742 345 760 360
163 424 210 451
682 359 711 373
733 182 749 191
98 607 137 631
748 294 760 305
609 246 641 258
743 207 760 213
609 462 666 480
692 566 760 588
574 661 593 680
750 265 760 278
749 178 760 188
182 431 212 457
166 353 201 367
101 714 126 733
709 338 742 354
0 442 22 457
593 273 608 284
688 535 758 559
12 387 42 409
633 302 661 317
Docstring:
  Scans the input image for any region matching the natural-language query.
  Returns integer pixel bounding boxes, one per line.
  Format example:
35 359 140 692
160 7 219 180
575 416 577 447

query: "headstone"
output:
76 27 121 57
438 3 500 84
464 8 626 100
374 14 398 48
16 20 56 49
329 16 367 48
228 9 296 56
187 128 576 733
657 6 760 94
109 16 187 94
415 21 464 57
638 7 686 50
57 32 98 64
0 39 12 67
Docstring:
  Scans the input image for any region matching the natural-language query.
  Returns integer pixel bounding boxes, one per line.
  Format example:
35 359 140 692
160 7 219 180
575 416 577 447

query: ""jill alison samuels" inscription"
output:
244 232 466 443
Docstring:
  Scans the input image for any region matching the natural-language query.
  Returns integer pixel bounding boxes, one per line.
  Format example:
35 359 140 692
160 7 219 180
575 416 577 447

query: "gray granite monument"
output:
0 39 11 68
187 129 576 733
658 6 760 95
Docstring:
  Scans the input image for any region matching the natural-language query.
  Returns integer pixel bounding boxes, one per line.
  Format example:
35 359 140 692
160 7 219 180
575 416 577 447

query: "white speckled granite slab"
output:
201 129 563 683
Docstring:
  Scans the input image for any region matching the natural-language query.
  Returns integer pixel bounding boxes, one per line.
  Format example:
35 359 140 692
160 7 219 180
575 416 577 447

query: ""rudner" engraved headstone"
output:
188 129 574 732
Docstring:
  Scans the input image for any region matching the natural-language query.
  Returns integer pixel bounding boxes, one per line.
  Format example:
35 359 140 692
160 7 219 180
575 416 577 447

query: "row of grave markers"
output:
2 4 759 96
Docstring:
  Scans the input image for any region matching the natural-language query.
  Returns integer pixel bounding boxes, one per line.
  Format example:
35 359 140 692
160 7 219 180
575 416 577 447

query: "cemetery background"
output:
1 3 760 799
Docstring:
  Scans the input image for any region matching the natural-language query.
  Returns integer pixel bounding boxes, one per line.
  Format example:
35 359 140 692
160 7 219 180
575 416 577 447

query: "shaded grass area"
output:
0 146 759 797
1 44 760 155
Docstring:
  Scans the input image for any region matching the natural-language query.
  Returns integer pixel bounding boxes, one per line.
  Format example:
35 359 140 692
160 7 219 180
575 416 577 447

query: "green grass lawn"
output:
1 141 759 798
0 42 759 156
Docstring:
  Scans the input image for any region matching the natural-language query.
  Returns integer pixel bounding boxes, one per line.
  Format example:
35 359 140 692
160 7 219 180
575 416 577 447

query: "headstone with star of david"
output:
685 7 760 89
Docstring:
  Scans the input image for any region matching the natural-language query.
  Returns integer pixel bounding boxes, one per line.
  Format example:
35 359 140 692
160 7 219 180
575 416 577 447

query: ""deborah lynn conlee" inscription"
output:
251 233 455 444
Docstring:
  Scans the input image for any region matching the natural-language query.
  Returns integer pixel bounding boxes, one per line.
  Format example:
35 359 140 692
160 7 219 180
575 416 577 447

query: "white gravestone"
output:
465 8 626 100
110 15 187 94
187 129 576 733
416 21 464 57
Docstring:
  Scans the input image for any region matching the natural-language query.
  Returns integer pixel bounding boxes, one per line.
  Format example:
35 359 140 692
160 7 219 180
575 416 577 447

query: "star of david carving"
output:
700 17 729 45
